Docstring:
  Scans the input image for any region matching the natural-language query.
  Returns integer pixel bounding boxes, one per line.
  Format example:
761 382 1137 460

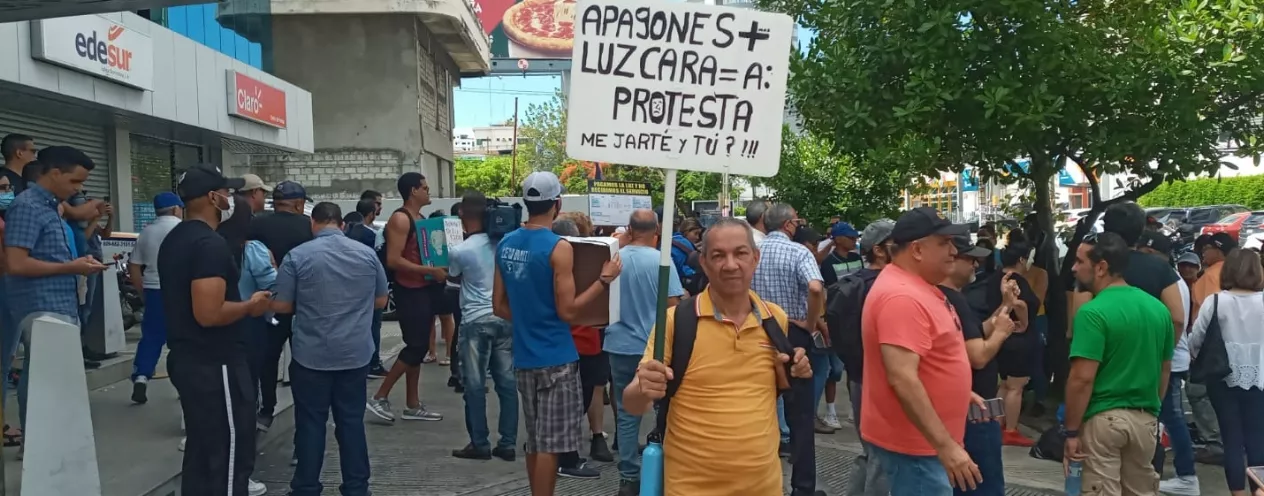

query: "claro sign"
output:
30 15 154 90
226 71 288 129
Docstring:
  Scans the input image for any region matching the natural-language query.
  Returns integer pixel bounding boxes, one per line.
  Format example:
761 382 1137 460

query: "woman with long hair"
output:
988 229 1037 447
1189 248 1264 496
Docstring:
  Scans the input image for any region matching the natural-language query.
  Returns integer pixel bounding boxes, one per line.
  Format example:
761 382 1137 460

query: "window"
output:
1214 212 1248 225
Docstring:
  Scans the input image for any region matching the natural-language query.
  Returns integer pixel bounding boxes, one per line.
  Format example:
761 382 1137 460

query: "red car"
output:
1201 211 1253 241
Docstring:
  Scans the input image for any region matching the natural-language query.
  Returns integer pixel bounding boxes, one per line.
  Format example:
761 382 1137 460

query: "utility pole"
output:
511 97 519 182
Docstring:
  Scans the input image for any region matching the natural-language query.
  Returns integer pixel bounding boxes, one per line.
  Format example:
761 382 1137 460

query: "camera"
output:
486 198 523 239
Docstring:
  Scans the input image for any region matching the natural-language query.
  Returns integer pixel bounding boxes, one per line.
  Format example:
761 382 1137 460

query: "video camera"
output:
486 197 523 239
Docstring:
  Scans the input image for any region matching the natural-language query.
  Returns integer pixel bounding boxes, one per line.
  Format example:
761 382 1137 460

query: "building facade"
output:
0 11 314 231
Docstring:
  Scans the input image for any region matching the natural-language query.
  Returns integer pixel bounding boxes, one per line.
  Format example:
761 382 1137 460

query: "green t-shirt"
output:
1070 285 1175 421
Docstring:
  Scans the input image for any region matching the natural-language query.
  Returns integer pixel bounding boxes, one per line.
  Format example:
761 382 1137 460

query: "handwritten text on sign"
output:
564 0 793 177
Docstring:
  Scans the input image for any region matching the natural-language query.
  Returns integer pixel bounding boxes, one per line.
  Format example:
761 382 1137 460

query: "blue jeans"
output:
289 362 371 496
458 315 517 452
1153 372 1196 478
78 272 98 333
609 352 643 481
1207 381 1264 491
132 289 167 380
956 420 1004 496
848 381 891 496
370 308 383 368
811 349 844 410
0 281 20 408
871 443 953 496
778 397 790 443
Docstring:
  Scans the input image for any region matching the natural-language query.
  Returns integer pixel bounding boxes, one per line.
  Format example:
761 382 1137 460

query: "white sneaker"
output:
248 479 267 496
178 437 186 452
822 412 843 430
1158 476 1200 495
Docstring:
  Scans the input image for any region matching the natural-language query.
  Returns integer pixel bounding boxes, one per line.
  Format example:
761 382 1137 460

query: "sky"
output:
452 27 817 129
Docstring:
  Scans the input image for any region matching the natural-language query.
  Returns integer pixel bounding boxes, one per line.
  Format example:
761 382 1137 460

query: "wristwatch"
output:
599 277 611 288
1063 428 1079 439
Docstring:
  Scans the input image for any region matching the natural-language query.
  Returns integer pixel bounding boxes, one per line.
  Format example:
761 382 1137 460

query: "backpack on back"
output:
826 269 879 382
649 297 793 443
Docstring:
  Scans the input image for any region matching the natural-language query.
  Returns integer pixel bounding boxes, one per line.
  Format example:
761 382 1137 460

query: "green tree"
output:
759 0 1264 391
753 127 905 228
518 90 743 211
454 156 524 198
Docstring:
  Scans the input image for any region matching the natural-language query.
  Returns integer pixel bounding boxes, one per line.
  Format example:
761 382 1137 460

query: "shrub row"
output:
1138 174 1264 210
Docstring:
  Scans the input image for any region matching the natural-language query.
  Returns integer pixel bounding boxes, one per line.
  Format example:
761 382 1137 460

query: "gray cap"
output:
860 219 896 251
522 171 563 201
1177 252 1201 267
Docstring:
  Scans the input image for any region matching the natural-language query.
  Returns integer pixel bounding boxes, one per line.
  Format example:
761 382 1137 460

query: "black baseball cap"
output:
891 207 969 244
176 164 245 201
273 180 311 201
793 226 824 245
1138 230 1173 255
952 235 991 258
1209 232 1238 252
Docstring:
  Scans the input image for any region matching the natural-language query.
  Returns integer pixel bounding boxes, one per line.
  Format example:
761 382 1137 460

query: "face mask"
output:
214 193 234 222
0 192 14 209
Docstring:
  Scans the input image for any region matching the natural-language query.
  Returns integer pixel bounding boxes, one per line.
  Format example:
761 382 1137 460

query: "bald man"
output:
604 208 685 490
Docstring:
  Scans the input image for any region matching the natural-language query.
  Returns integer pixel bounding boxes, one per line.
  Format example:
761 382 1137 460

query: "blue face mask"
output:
0 192 14 209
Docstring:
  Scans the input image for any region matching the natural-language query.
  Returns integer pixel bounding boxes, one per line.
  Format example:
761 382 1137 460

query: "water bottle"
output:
1065 460 1083 496
640 440 664 496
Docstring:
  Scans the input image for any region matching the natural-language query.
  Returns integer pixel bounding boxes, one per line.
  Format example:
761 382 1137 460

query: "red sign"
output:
226 71 287 129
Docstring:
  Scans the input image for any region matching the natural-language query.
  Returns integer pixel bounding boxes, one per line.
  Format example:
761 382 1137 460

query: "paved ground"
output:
251 324 1231 495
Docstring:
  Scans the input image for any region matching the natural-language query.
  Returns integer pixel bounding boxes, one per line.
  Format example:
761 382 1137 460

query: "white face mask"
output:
214 193 234 222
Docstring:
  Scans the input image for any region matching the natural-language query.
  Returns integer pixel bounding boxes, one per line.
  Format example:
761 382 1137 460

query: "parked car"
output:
1238 211 1264 241
1170 204 1250 244
1200 211 1253 241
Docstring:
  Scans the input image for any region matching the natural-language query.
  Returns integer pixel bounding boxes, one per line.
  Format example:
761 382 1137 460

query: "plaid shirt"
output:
752 231 824 321
5 184 79 321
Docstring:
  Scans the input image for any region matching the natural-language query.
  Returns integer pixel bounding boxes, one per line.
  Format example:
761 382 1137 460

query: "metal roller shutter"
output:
0 109 111 198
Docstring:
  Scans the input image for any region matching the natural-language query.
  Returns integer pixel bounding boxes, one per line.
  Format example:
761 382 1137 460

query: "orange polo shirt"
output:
1190 261 1222 321
860 263 971 456
641 289 788 496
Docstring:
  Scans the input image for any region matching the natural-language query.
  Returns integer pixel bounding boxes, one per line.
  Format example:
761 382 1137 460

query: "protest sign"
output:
565 0 794 177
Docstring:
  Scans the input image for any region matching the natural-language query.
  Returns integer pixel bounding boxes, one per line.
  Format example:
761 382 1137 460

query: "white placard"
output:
589 193 652 226
443 217 465 248
564 0 794 177
30 15 155 90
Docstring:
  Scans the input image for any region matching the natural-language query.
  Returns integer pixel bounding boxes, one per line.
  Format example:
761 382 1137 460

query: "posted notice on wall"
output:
564 0 794 177
589 193 652 226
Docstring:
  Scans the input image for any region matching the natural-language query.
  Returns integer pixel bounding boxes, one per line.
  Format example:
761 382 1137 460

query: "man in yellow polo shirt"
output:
622 217 812 496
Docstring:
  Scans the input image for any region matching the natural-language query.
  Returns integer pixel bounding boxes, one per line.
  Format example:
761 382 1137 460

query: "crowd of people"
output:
3 129 1264 496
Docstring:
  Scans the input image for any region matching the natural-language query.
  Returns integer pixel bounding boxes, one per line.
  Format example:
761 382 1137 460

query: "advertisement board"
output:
30 15 154 90
478 0 578 59
227 71 288 129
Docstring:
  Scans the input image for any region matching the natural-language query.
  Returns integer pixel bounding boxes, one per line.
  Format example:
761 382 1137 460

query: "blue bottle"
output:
1065 460 1083 496
640 439 665 496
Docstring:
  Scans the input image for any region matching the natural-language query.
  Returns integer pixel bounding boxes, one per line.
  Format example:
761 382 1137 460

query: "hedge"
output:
1138 175 1264 210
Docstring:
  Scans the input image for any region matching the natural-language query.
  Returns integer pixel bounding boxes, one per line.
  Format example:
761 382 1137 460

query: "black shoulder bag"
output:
1189 294 1232 385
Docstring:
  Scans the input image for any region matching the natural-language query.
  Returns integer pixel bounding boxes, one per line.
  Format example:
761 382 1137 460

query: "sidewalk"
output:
254 333 1229 495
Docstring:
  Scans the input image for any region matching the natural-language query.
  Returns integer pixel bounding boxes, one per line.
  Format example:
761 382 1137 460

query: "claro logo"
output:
74 25 133 72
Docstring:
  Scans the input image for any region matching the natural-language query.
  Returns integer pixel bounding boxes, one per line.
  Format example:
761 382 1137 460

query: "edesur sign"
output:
30 15 154 90
226 71 287 129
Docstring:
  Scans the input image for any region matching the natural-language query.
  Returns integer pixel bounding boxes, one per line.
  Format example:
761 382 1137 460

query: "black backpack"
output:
378 208 417 282
648 297 794 443
826 269 880 382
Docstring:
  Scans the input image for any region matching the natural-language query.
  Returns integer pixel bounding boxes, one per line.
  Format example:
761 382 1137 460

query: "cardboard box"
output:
564 236 621 327
415 216 465 281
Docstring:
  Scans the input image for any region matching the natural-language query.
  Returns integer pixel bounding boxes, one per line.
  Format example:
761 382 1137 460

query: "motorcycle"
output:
111 255 144 330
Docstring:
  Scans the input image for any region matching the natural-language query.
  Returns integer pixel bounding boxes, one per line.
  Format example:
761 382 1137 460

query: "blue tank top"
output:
496 227 578 369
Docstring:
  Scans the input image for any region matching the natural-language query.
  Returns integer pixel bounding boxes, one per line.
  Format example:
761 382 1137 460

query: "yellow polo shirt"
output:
641 289 789 496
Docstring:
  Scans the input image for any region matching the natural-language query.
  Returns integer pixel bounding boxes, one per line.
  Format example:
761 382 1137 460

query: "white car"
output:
1245 232 1264 251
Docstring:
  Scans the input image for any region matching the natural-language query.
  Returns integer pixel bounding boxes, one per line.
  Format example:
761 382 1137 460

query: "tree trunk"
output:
1029 161 1068 401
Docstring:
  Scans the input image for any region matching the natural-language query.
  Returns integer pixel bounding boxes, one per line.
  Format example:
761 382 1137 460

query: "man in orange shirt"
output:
860 207 983 495
1191 232 1235 320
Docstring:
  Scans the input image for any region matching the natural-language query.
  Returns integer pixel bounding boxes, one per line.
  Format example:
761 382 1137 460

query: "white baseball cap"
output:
522 171 563 201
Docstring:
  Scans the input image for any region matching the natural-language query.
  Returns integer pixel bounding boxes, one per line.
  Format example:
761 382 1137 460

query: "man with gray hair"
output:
605 209 684 495
752 203 826 496
128 192 185 404
746 199 771 245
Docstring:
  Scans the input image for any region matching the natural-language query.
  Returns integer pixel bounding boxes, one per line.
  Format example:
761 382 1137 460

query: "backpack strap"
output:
670 240 695 254
649 297 699 444
760 315 795 395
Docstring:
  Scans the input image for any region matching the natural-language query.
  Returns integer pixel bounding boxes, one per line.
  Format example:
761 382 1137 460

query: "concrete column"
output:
22 315 102 496
109 126 134 232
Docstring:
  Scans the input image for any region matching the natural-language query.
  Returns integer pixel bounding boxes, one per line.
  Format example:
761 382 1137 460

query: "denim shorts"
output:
870 443 953 496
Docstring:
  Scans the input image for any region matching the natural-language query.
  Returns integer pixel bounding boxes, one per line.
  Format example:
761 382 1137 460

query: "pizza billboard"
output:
477 0 579 59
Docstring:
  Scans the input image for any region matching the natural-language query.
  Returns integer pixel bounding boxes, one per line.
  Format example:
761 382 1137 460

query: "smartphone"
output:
968 397 1007 422
1248 466 1264 488
811 331 828 350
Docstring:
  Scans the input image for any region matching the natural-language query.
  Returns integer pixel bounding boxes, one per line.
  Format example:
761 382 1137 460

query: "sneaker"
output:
454 383 465 394
814 417 837 434
558 462 600 479
367 365 388 379
1002 429 1035 447
178 437 185 452
401 404 443 421
248 478 267 496
131 380 148 405
617 479 639 496
1158 475 1200 495
492 446 516 462
366 398 396 422
590 434 614 462
256 413 274 432
1195 446 1223 466
447 376 460 388
822 412 842 430
452 444 493 460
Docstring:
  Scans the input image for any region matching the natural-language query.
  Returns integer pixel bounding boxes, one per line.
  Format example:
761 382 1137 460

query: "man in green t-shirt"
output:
1064 232 1174 496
